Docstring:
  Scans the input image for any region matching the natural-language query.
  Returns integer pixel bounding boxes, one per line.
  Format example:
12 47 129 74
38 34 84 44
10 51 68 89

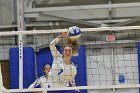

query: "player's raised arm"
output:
50 32 67 59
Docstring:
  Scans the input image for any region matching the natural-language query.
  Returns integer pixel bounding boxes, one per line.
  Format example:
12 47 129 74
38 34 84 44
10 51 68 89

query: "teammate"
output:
28 64 51 93
48 32 80 93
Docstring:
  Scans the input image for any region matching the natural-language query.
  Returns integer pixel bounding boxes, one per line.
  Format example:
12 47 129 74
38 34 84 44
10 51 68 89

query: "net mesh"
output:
0 26 140 93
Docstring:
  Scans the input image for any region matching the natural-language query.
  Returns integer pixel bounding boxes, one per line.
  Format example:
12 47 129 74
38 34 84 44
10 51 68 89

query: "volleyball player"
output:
48 32 80 93
28 64 51 93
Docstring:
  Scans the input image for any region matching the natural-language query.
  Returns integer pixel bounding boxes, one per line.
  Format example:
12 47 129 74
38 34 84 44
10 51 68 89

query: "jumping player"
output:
49 32 80 93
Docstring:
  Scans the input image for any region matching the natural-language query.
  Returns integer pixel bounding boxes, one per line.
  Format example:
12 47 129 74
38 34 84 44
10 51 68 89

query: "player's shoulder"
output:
40 75 46 79
35 75 46 82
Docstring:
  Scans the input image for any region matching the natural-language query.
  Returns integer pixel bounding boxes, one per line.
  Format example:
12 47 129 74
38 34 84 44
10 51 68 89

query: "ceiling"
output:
22 0 140 46
24 0 140 27
34 0 140 7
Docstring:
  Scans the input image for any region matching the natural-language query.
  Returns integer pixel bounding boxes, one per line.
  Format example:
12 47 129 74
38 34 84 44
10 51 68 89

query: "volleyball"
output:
67 26 81 40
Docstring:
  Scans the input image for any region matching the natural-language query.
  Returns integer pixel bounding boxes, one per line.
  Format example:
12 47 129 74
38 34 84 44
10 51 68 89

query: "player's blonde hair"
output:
64 38 80 55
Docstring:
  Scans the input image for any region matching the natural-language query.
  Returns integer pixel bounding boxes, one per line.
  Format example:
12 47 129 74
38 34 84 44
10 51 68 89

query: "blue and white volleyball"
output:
67 26 81 39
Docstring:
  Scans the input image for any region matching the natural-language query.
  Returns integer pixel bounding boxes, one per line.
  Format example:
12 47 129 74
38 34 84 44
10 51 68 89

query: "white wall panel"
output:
86 47 139 93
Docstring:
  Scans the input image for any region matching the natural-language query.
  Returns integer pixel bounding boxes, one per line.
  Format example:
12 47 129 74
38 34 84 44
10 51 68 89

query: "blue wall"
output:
36 46 61 77
9 47 35 89
72 45 87 93
9 45 87 93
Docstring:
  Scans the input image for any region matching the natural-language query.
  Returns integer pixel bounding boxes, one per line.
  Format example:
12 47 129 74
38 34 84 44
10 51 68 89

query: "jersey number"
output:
58 69 63 75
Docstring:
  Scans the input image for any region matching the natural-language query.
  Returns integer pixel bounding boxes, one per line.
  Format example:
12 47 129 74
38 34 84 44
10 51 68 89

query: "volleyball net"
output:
0 26 140 93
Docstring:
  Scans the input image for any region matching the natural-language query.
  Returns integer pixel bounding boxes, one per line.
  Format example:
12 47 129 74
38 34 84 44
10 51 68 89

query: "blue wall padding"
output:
9 47 35 89
137 42 140 93
71 45 87 93
36 45 87 93
36 46 61 77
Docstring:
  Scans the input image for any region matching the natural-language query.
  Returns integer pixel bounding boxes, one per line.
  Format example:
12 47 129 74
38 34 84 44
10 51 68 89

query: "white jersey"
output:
49 55 77 87
49 37 77 87
28 74 52 93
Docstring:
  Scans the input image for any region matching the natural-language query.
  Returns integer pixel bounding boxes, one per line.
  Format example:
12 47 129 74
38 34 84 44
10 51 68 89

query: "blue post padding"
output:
9 47 35 90
36 45 87 93
137 42 140 93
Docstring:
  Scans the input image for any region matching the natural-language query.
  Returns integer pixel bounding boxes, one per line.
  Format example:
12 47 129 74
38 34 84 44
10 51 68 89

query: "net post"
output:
17 0 25 89
18 34 23 90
